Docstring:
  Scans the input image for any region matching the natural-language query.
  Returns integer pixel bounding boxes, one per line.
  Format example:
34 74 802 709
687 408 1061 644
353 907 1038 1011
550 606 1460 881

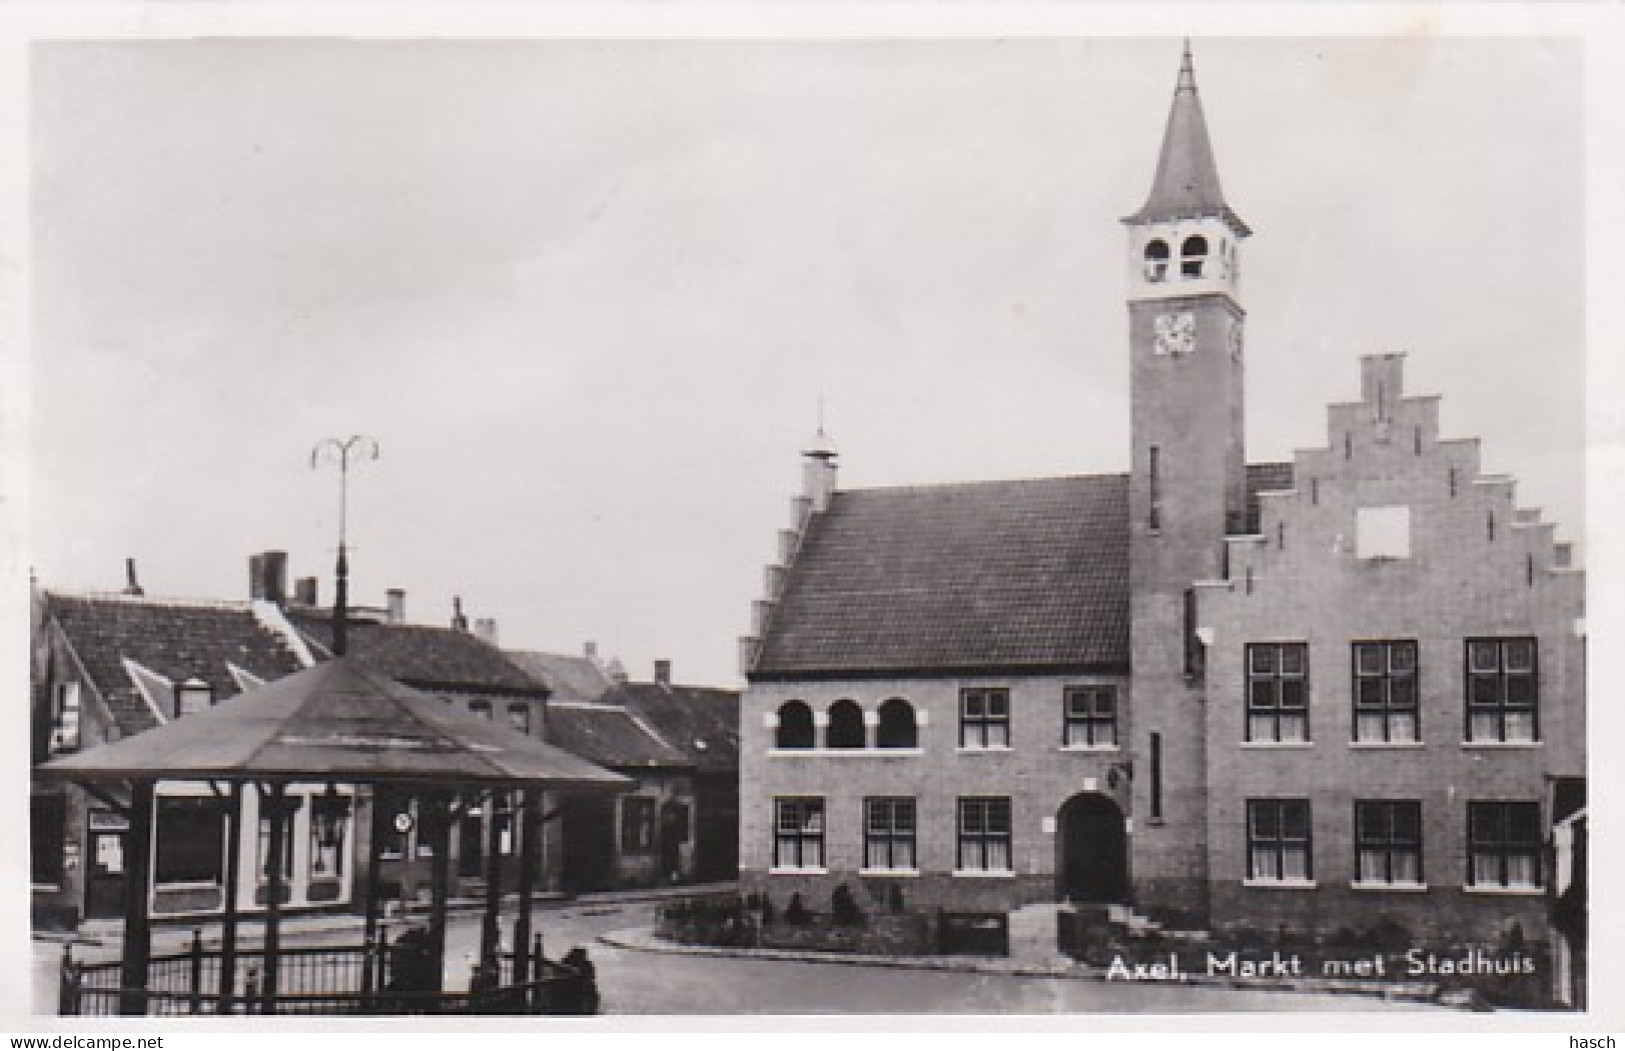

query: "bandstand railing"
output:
59 934 598 1017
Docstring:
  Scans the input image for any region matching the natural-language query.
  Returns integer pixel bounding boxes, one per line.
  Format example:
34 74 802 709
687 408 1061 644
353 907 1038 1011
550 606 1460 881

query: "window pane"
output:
1355 713 1386 741
1469 711 1500 741
1505 674 1534 706
1505 853 1538 888
1281 803 1309 839
1358 848 1388 882
1468 641 1500 673
1250 647 1276 675
1504 711 1536 741
1356 678 1385 706
988 693 1008 717
1391 712 1418 742
1251 847 1277 880
1279 679 1305 709
1389 677 1417 708
1355 645 1383 676
1250 680 1276 710
1504 640 1535 672
964 693 984 717
1280 713 1307 742
1389 642 1417 673
1469 676 1500 706
1279 646 1304 676
1281 846 1309 881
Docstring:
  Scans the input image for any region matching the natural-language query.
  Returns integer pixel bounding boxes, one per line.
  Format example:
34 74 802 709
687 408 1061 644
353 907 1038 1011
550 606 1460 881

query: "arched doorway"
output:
1056 793 1128 903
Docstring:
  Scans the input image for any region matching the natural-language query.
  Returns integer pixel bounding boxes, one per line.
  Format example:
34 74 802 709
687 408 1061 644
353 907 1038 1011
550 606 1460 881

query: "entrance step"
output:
1006 903 1075 969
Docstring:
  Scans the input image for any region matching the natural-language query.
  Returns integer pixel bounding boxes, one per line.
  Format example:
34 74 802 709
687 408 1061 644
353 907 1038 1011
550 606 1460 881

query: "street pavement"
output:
32 899 1437 1017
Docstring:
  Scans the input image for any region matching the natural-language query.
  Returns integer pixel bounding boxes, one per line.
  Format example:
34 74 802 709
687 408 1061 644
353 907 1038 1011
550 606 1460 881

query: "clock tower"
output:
1125 42 1250 918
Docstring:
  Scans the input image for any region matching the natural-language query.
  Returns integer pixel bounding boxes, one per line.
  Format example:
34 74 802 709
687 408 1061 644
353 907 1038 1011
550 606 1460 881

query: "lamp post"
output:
310 436 379 656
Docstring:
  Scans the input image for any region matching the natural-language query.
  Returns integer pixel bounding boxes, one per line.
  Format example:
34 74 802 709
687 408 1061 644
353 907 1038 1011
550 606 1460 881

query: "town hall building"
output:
735 46 1585 962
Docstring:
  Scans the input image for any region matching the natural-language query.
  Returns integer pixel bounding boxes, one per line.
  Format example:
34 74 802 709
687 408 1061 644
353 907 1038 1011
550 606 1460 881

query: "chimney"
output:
451 596 469 632
801 425 839 514
584 640 598 661
386 588 405 624
654 659 672 687
474 617 499 647
249 551 288 606
293 577 318 606
605 656 628 685
123 558 145 597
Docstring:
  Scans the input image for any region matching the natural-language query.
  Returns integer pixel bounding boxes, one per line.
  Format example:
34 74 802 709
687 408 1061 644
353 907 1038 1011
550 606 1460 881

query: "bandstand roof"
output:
39 656 631 790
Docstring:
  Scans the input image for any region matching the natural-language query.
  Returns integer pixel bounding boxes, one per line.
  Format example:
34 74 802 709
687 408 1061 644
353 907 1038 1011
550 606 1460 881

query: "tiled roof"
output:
753 474 1131 677
45 593 307 738
506 650 615 704
544 702 692 770
609 683 739 774
752 463 1293 679
289 613 544 696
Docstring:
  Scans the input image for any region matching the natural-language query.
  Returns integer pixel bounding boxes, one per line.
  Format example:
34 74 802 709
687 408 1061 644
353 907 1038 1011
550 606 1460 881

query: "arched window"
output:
875 698 918 749
1143 239 1170 282
1180 234 1208 278
826 699 866 749
775 701 815 750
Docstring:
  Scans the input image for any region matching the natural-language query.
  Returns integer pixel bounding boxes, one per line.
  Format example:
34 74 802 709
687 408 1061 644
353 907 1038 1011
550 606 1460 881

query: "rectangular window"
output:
1468 801 1542 889
960 688 1010 748
1063 686 1118 747
31 794 67 887
863 797 917 871
468 699 493 721
1149 732 1163 821
621 797 656 854
157 796 226 886
308 794 352 880
507 703 531 735
1353 640 1419 742
1354 800 1423 886
1466 638 1539 742
1247 798 1312 883
256 807 296 884
1148 445 1162 532
52 683 81 754
774 797 824 869
173 681 212 720
1246 643 1309 742
957 796 1012 872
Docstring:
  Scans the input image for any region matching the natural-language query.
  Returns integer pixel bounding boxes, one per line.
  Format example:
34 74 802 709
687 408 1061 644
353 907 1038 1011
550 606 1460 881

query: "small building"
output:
509 650 739 890
30 569 316 927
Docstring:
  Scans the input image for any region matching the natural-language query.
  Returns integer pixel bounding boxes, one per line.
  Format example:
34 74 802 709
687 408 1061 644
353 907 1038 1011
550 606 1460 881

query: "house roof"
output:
44 592 308 738
609 683 739 774
289 612 544 696
40 656 629 790
506 650 615 704
751 463 1292 679
544 702 693 771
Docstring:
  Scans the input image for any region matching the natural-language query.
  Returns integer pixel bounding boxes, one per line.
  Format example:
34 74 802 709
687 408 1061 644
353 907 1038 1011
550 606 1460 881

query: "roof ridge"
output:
47 589 254 611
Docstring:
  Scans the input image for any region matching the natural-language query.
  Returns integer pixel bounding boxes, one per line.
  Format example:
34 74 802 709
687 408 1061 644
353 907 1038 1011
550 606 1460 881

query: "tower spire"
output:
1125 41 1248 235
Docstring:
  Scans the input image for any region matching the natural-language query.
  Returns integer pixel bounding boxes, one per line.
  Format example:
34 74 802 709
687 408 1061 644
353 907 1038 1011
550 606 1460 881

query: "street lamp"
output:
310 436 379 656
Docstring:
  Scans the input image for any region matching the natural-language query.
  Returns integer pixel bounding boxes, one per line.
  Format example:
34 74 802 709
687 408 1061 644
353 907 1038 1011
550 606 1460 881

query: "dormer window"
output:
174 678 212 719
1143 239 1170 282
1180 234 1209 278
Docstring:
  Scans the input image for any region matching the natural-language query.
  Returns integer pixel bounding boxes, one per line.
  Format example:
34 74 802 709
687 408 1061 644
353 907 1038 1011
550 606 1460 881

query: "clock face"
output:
1153 312 1195 356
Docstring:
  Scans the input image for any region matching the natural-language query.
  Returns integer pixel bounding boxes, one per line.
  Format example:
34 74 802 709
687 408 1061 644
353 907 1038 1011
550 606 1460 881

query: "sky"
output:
27 36 1586 688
